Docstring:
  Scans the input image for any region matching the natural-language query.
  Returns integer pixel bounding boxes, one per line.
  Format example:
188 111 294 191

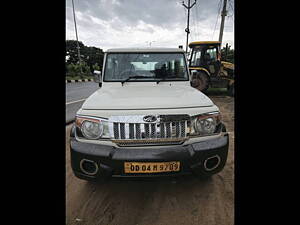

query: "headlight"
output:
190 112 222 136
75 116 109 140
81 120 103 139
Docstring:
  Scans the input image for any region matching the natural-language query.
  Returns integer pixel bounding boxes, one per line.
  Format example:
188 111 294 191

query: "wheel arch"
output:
189 67 211 80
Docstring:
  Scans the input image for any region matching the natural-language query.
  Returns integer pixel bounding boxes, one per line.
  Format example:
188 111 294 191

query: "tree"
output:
83 46 104 73
66 40 85 65
66 40 104 69
221 45 234 64
66 63 81 77
93 63 100 71
66 40 104 77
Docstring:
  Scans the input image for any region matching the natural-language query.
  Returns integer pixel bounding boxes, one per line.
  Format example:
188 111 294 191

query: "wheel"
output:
191 71 210 92
228 83 234 96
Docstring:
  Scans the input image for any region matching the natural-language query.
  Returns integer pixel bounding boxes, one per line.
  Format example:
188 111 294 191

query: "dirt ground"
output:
66 96 234 225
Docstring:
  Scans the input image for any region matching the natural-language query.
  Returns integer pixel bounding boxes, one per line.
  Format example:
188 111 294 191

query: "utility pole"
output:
218 0 228 46
182 0 197 53
71 0 83 74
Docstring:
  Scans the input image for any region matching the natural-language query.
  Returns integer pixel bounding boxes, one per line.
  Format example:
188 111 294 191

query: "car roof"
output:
106 47 186 53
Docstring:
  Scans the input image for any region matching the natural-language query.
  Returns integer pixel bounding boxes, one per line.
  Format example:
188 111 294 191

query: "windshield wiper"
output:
156 77 167 84
121 75 152 86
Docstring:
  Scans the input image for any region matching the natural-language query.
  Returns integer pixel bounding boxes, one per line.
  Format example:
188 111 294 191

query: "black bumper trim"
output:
70 134 229 180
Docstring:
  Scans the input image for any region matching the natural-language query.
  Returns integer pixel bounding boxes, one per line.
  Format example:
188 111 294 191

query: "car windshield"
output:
103 53 188 82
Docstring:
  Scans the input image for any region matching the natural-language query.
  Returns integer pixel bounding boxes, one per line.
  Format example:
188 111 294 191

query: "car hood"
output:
82 84 214 110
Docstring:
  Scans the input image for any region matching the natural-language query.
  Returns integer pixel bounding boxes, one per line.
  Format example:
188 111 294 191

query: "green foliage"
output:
66 40 104 78
84 47 104 73
93 63 101 71
66 63 80 77
66 62 92 78
221 45 234 64
66 40 84 64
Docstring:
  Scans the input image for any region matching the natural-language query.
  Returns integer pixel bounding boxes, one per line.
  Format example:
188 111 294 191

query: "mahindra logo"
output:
143 115 157 123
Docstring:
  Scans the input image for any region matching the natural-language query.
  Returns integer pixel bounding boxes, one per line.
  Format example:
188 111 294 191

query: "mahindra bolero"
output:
70 48 229 181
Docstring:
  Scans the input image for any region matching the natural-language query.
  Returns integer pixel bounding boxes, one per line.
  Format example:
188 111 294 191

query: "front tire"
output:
192 71 210 92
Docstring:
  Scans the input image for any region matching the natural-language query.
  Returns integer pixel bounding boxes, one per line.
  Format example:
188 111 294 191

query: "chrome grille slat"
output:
112 116 188 144
125 123 130 139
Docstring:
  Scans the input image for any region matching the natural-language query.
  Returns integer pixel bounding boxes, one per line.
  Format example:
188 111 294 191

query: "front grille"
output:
112 121 188 140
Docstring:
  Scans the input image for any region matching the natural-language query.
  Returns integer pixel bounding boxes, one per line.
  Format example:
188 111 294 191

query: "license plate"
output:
124 161 180 173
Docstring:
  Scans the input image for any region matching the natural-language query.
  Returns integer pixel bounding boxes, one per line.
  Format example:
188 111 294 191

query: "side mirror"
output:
93 70 102 87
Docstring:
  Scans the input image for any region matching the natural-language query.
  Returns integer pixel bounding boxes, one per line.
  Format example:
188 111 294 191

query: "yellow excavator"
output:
187 41 234 96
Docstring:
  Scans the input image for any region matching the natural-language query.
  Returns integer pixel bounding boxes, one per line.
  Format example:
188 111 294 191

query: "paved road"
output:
66 82 99 123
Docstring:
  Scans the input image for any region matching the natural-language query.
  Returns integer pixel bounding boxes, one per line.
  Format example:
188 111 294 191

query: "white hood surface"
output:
82 84 214 110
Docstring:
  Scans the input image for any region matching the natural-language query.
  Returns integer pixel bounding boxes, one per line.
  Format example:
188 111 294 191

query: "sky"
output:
66 0 234 51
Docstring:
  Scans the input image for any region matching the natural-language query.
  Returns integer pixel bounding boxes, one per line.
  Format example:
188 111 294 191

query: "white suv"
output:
70 48 229 181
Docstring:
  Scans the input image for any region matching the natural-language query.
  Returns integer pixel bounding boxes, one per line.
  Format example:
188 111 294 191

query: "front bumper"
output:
70 128 229 181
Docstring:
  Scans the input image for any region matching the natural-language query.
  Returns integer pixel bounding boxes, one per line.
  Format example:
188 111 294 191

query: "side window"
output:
206 47 217 61
191 49 201 66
